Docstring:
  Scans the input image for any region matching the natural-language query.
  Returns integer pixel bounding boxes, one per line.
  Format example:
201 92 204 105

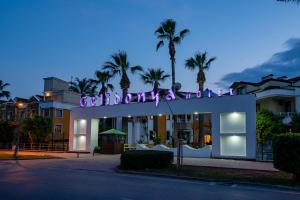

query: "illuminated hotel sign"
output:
80 88 234 108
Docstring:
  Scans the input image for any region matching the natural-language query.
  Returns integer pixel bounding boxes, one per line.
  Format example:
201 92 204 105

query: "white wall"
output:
69 94 256 159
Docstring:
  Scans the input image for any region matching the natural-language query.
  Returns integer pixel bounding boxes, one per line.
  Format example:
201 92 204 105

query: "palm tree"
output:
103 51 143 103
155 19 189 91
185 52 216 148
69 77 96 97
185 52 216 93
92 70 114 105
0 80 10 100
140 68 170 93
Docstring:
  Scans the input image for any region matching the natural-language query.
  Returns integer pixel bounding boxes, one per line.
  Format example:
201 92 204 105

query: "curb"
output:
115 168 300 192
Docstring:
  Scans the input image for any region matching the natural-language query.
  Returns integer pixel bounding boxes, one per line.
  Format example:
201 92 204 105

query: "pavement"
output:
1 150 277 171
180 157 277 171
0 153 299 200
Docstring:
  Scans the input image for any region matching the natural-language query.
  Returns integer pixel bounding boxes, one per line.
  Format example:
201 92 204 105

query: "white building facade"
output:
69 94 256 159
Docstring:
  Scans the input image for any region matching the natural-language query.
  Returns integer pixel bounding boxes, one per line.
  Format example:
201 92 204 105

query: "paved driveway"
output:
0 156 299 200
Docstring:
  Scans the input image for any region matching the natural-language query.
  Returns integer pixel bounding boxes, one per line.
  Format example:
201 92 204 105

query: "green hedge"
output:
120 150 173 170
273 133 300 179
93 146 101 153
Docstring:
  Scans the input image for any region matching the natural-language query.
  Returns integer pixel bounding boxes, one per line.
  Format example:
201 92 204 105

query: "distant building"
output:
231 74 300 124
40 77 81 143
0 77 81 144
0 95 42 124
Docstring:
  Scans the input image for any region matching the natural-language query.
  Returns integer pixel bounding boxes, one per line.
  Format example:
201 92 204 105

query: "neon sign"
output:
80 88 234 108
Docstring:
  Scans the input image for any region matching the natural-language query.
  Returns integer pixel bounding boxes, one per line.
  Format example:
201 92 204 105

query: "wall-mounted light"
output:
158 113 163 117
194 112 199 115
128 115 131 118
45 92 51 97
17 103 24 108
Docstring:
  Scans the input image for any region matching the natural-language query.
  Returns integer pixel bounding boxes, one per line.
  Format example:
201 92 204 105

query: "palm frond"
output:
179 29 190 39
156 40 164 51
131 65 143 74
185 57 196 70
173 36 181 44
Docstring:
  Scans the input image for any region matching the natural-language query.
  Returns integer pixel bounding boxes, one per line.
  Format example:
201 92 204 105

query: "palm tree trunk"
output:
122 89 127 104
102 92 106 105
198 80 205 147
199 83 204 94
169 42 176 91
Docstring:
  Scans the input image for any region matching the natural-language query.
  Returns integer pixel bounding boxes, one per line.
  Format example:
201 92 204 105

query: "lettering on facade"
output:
80 88 234 108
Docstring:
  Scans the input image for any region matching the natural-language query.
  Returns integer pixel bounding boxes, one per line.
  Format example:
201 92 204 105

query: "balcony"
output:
256 88 295 100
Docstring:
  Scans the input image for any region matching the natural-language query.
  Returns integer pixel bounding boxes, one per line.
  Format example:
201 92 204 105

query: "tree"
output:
22 116 52 144
256 109 284 159
185 52 216 93
155 19 189 91
69 77 96 97
140 68 170 93
291 114 300 133
92 70 114 105
0 80 10 100
103 51 143 103
0 120 14 145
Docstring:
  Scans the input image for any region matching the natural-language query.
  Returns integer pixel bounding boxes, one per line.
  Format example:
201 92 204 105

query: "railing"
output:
276 112 297 117
124 144 136 152
18 143 69 152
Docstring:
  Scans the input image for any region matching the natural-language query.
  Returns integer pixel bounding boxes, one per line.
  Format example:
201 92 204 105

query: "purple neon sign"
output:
80 88 235 108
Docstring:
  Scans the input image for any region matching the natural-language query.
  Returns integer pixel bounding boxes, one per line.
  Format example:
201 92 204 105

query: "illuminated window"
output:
220 112 246 134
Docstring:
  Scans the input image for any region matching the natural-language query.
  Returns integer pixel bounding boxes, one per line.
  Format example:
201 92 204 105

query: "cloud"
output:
216 38 300 87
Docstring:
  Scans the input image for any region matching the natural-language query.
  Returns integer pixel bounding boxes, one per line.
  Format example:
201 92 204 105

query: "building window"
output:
54 124 63 135
44 109 50 117
55 109 63 118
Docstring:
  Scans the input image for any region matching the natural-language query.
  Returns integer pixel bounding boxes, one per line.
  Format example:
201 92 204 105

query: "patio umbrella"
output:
99 129 127 136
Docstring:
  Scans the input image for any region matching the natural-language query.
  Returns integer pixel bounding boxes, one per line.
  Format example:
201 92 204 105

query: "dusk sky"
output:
0 0 300 98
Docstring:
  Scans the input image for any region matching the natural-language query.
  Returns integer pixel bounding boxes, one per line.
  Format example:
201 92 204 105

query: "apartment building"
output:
0 95 42 124
231 74 300 124
40 77 81 143
0 77 80 144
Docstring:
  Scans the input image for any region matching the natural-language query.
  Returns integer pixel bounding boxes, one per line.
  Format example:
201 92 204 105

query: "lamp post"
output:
164 99 183 171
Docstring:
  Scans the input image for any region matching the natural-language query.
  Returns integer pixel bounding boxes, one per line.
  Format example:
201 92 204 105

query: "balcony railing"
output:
276 112 297 117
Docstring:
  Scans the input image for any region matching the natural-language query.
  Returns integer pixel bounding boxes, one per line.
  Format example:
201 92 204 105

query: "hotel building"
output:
69 92 257 159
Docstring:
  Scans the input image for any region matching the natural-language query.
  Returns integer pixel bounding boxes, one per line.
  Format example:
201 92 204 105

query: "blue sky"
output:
0 0 300 98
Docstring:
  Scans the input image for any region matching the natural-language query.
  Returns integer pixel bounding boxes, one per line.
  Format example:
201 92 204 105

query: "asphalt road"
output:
0 158 299 200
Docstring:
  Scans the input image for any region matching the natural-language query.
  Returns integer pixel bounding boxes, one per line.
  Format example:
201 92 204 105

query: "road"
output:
0 156 299 200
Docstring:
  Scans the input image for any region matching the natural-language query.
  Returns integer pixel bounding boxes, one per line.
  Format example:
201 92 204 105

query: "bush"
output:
93 146 101 153
153 136 161 145
273 133 300 180
120 150 173 170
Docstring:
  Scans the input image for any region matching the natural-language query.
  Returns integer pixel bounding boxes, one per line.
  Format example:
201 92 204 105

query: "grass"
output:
0 152 62 160
121 164 300 188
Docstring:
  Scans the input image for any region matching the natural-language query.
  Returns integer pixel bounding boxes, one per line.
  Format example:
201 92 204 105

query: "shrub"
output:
120 150 173 170
93 146 101 153
273 133 300 180
153 136 161 145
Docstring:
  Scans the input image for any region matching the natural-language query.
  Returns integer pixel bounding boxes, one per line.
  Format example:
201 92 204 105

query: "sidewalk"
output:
1 150 277 172
179 157 277 171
